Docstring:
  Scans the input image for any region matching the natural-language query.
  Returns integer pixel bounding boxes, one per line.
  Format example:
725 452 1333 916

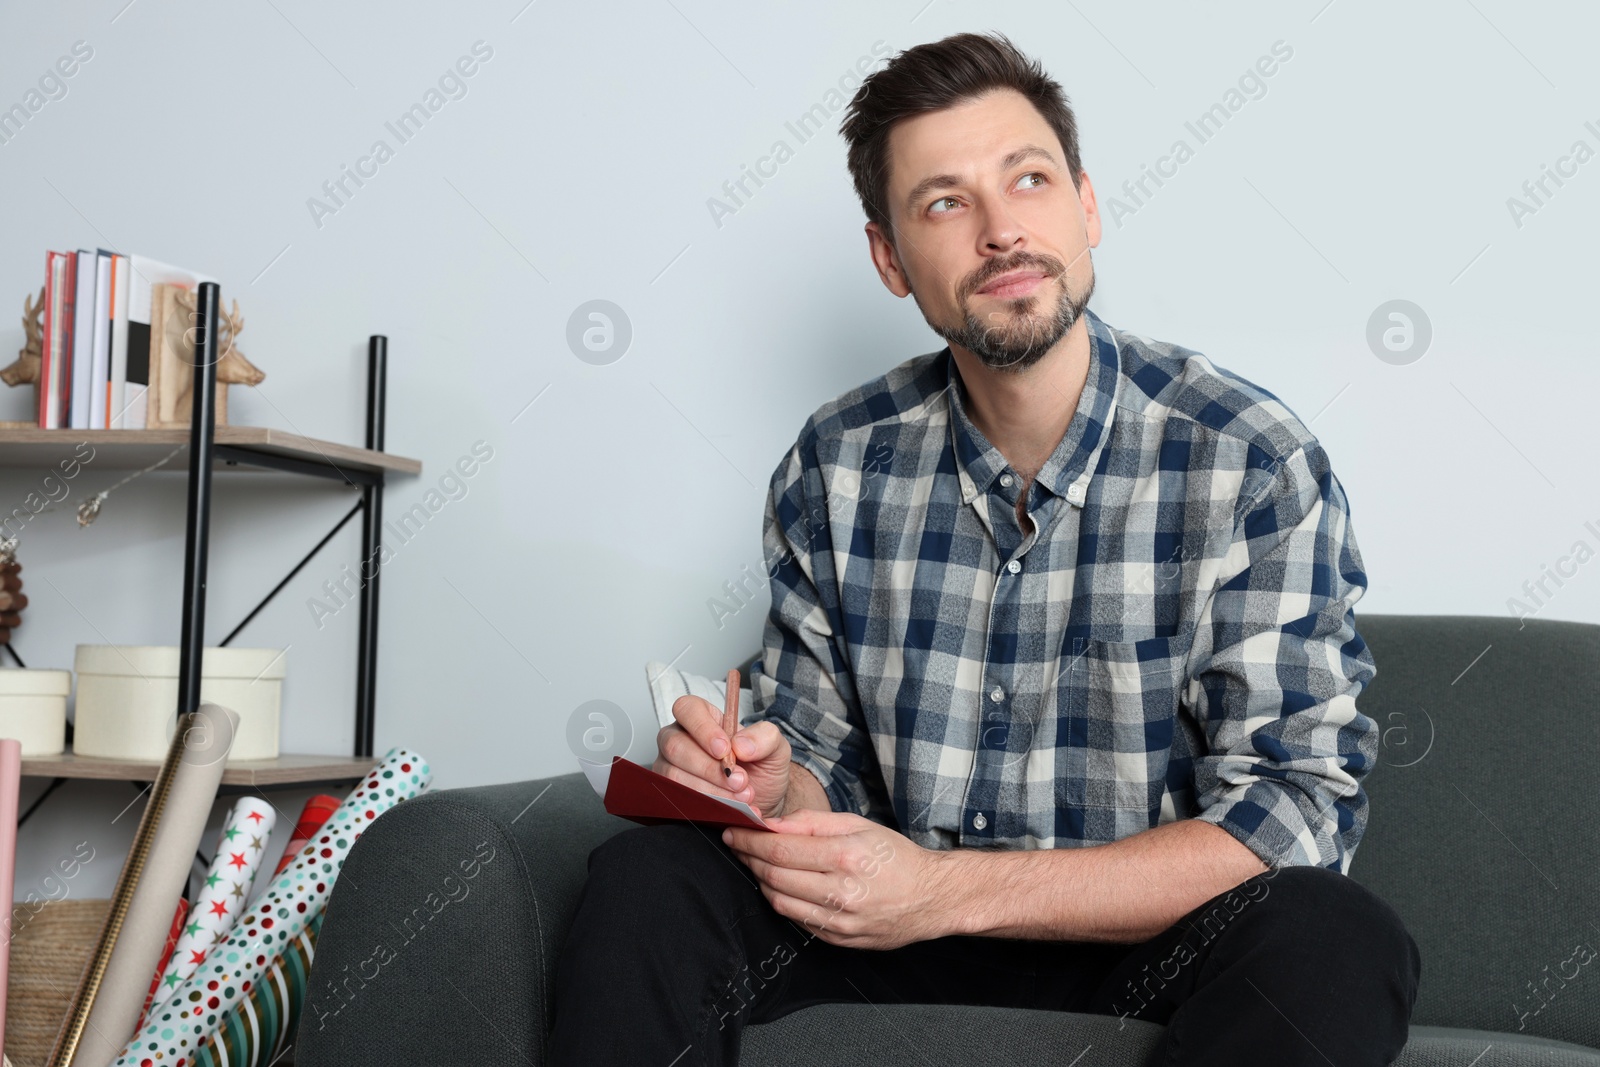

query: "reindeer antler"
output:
216 298 264 386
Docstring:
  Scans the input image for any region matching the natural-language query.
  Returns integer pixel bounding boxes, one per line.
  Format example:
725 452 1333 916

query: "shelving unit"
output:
0 426 420 476
12 282 420 819
20 751 377 789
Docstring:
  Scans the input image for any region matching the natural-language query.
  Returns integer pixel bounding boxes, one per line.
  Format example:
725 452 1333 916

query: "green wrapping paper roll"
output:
192 911 324 1067
115 748 430 1067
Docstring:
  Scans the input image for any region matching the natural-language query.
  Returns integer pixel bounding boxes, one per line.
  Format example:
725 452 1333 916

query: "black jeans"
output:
547 821 1421 1066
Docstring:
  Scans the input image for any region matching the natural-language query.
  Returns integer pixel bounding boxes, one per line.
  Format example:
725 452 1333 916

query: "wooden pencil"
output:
721 668 740 778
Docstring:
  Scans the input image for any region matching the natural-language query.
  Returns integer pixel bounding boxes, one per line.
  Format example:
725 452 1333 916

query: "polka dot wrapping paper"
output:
270 794 342 878
114 748 430 1067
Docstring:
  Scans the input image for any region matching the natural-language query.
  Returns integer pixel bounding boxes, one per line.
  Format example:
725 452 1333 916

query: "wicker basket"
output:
5 897 110 1067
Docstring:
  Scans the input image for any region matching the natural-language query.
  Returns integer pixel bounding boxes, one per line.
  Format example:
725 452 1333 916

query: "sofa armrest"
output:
297 771 629 1067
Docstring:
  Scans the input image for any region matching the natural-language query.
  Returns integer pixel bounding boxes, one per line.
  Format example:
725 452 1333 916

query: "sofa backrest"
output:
1351 613 1600 1047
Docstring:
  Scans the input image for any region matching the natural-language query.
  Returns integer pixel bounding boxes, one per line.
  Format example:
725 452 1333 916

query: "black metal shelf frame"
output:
176 282 388 757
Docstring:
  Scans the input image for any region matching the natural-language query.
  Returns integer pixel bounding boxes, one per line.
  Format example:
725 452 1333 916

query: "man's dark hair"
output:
840 31 1083 244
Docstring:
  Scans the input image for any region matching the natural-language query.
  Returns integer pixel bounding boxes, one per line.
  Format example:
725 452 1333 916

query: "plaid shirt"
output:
750 308 1377 873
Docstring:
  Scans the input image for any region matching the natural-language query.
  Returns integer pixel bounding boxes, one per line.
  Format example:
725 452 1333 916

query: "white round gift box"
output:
72 644 286 762
0 668 71 755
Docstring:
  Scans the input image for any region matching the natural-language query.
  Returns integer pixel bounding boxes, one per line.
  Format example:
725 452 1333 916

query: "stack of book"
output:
36 250 212 430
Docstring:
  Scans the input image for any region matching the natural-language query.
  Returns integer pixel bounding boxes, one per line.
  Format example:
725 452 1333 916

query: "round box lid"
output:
73 645 288 681
0 668 72 696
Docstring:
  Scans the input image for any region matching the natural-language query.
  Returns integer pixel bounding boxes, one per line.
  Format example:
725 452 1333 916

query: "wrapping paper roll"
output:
271 794 340 877
49 703 240 1067
137 900 189 1030
192 910 324 1067
117 748 430 1067
141 796 277 1022
0 738 21 1065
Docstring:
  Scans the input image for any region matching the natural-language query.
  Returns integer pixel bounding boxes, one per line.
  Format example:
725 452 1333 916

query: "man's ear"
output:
866 221 912 298
1077 169 1103 249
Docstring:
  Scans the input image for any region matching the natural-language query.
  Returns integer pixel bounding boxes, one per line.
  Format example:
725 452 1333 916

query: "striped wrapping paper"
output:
191 911 324 1067
115 748 430 1067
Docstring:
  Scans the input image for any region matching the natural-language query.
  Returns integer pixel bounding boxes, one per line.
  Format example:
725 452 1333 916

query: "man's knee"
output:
574 822 754 977
585 823 734 905
1230 866 1420 983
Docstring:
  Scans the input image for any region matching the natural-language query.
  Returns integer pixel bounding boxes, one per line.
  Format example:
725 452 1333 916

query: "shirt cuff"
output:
1192 779 1349 873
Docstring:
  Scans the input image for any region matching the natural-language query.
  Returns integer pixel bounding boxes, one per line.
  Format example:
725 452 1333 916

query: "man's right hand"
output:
652 693 794 819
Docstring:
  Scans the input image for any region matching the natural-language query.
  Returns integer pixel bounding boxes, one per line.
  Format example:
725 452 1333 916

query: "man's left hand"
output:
721 809 958 951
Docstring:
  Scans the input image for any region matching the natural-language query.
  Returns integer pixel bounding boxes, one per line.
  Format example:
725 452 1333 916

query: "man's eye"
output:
929 196 960 214
1016 172 1047 190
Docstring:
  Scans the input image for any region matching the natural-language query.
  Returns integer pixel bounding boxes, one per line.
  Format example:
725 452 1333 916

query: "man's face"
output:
869 88 1102 373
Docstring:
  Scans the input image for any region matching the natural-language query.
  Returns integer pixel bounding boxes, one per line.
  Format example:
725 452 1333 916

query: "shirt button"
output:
1006 559 1021 574
999 474 1014 487
972 812 987 830
989 686 1004 703
1066 483 1085 503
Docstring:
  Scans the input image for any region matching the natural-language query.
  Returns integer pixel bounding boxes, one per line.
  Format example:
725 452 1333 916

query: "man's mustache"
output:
963 256 1064 298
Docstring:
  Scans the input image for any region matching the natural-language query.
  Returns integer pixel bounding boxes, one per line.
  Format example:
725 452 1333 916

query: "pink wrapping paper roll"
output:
0 737 21 1064
116 748 430 1067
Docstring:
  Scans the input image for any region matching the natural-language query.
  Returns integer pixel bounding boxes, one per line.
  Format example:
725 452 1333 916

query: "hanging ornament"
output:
58 445 184 530
76 492 107 528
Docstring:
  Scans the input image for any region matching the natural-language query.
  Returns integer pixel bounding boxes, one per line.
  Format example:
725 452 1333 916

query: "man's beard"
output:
922 252 1096 374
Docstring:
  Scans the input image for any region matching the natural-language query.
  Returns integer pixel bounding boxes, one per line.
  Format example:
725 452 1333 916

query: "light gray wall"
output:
1 0 1594 900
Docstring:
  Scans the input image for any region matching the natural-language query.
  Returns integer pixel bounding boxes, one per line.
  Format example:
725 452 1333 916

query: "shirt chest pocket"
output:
1056 628 1197 837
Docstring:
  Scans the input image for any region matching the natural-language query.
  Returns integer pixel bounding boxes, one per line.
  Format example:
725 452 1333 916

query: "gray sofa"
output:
298 614 1600 1065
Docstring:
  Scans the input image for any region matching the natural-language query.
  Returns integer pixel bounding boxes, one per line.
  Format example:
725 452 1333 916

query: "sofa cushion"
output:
741 1006 1600 1065
1401 1026 1600 1064
1350 615 1600 1048
741 1003 1163 1065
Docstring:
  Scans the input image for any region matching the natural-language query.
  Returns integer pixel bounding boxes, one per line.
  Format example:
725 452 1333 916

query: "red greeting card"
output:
599 755 772 831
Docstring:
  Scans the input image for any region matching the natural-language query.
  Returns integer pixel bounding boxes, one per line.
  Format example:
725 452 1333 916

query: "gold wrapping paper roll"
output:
47 702 240 1067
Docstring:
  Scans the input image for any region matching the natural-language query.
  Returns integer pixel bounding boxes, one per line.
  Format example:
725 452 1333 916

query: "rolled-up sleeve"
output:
1188 441 1378 873
750 435 894 824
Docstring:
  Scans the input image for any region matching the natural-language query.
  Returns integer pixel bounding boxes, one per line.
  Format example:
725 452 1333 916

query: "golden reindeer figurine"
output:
214 297 266 387
1 285 45 388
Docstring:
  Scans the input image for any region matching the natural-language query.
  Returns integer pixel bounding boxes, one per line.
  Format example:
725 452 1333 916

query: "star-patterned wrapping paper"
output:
138 900 189 1027
146 798 278 1013
115 748 430 1067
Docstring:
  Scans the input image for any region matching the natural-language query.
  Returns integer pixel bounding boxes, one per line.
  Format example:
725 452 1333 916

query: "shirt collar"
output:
945 307 1120 509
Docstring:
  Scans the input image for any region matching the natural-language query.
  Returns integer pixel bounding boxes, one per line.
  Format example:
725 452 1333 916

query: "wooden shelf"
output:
0 427 420 476
22 749 375 787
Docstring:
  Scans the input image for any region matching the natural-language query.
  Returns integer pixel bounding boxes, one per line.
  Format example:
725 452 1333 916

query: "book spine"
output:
69 250 94 429
89 250 112 430
109 253 130 429
49 254 69 429
62 252 78 428
39 252 55 428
